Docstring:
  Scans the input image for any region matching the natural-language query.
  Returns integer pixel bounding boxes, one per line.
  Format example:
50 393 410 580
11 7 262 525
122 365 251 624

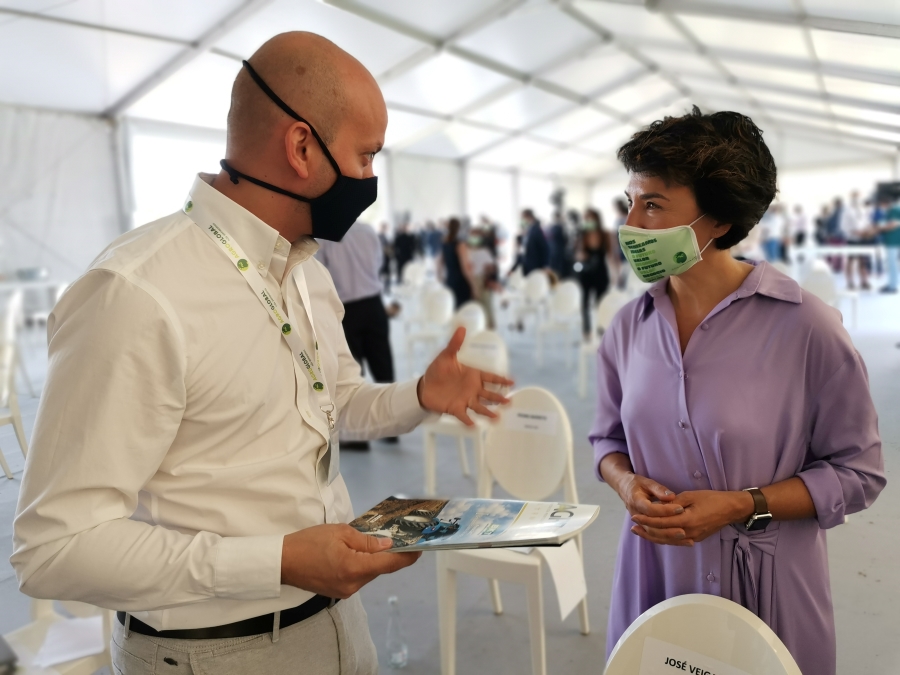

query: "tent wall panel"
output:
0 103 122 281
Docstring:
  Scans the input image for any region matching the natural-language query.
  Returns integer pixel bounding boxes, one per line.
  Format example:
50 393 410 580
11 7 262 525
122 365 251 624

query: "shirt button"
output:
693 470 703 478
707 573 716 582
275 241 283 250
701 323 709 330
678 371 685 379
678 420 687 429
257 262 266 270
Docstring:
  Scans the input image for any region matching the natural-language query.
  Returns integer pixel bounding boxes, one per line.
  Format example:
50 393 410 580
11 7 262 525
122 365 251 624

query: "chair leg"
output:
524 568 547 675
577 347 587 399
457 436 470 477
17 355 36 398
9 393 28 458
424 429 436 496
578 597 590 636
473 433 485 494
489 579 503 615
0 445 12 480
436 554 457 675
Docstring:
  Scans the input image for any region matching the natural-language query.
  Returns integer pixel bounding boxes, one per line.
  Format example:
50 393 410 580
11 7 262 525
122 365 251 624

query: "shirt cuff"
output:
214 534 284 600
592 438 629 482
797 460 846 530
390 378 432 428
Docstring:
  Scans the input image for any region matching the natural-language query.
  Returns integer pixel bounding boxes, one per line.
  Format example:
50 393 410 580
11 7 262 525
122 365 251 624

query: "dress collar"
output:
638 260 802 321
187 174 318 277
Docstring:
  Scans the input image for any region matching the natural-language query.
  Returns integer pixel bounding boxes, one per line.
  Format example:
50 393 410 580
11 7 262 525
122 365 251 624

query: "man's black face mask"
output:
220 60 378 242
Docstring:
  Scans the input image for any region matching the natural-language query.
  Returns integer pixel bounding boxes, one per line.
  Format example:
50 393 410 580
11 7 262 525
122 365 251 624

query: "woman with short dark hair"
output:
437 217 474 308
590 107 884 674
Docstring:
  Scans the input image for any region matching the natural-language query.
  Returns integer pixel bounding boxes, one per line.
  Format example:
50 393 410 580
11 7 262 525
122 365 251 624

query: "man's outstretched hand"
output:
282 525 421 599
417 327 514 426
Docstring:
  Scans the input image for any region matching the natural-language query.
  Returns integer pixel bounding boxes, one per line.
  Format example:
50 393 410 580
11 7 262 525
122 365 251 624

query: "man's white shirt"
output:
11 174 427 630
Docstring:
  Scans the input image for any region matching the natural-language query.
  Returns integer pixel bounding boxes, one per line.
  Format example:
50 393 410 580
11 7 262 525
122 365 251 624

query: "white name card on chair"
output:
503 410 558 435
640 638 752 675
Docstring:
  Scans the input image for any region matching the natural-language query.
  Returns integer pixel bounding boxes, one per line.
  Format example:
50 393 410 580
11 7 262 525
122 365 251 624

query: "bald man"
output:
12 32 511 675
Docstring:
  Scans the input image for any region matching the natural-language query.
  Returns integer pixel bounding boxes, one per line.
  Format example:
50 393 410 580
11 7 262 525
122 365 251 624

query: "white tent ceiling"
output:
2 0 900 179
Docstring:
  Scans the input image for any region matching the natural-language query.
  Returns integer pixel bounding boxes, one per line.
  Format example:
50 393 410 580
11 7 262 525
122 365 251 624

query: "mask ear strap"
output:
241 60 343 176
699 235 716 256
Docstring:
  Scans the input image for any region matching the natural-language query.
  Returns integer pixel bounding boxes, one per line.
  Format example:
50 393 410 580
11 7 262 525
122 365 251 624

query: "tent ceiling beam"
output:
0 7 191 46
642 0 900 40
324 0 638 126
374 0 530 85
389 39 648 153
101 0 275 118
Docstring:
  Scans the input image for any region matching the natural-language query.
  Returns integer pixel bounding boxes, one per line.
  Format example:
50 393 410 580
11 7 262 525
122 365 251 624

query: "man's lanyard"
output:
192 217 340 483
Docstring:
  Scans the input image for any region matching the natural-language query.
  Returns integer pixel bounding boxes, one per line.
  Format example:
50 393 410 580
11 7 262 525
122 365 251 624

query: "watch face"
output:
746 513 773 531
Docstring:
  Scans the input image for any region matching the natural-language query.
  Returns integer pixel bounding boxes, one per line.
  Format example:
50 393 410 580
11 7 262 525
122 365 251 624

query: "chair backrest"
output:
402 259 426 286
622 266 651 298
595 289 631 335
605 594 801 675
2 290 23 344
524 270 550 302
457 330 509 376
0 342 14 409
769 260 792 278
810 258 831 274
550 280 581 316
482 387 575 502
423 286 455 325
800 269 837 306
507 267 525 292
451 301 487 334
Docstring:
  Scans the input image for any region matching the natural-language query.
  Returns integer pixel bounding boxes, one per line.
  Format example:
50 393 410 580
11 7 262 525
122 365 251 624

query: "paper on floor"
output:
32 615 104 668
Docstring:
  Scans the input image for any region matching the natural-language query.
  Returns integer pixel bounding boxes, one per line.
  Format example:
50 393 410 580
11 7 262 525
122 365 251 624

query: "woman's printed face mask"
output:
618 214 714 283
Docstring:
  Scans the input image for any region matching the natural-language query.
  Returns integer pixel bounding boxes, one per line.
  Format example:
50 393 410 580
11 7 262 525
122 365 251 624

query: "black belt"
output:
117 595 338 640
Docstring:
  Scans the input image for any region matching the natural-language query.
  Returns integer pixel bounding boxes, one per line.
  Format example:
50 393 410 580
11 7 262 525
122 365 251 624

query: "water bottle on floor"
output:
386 595 408 669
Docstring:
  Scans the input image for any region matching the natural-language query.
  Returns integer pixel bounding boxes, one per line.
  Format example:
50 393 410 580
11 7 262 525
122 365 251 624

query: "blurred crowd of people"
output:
369 183 900 343
751 187 900 292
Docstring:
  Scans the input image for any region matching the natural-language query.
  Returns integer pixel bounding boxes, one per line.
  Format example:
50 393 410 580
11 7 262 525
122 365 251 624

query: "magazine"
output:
350 496 600 552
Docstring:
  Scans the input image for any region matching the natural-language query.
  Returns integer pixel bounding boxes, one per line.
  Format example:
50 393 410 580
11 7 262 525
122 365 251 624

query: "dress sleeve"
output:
588 325 629 481
797 351 885 529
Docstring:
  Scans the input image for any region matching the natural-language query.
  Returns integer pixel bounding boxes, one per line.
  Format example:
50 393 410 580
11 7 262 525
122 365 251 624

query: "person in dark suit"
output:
521 209 549 275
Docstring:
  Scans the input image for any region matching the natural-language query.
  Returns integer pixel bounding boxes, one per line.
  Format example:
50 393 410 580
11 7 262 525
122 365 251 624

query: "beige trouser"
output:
111 595 378 675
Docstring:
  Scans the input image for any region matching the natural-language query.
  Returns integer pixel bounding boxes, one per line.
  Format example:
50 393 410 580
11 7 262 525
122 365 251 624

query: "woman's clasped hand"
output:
615 472 751 546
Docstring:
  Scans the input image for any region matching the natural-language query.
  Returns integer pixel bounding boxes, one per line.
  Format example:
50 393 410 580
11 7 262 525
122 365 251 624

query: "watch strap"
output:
744 487 769 517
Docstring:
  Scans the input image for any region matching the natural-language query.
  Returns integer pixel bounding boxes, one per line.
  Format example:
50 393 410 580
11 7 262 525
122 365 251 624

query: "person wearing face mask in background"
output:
590 106 884 675
575 208 617 339
12 32 514 675
520 208 549 276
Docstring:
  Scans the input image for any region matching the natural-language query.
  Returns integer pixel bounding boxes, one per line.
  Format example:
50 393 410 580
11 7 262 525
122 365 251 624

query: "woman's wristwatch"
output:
743 487 773 531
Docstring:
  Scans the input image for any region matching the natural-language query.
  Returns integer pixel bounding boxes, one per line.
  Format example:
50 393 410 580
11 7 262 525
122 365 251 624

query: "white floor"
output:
1 284 899 674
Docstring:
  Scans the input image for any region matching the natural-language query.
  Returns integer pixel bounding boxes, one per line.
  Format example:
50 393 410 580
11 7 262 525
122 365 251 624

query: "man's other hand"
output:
417 327 514 426
281 525 421 598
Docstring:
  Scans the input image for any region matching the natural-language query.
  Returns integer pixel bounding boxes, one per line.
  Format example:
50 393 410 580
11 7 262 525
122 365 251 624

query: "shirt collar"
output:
188 174 319 278
638 259 802 321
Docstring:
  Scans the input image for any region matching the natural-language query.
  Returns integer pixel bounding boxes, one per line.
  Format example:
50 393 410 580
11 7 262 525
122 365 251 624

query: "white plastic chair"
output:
421 331 509 496
406 286 455 374
4 290 36 398
801 269 858 328
769 260 793 279
450 301 487 335
578 288 630 399
535 280 581 368
0 341 29 480
2 600 114 674
605 594 801 675
621 266 651 299
436 387 590 675
513 270 551 333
